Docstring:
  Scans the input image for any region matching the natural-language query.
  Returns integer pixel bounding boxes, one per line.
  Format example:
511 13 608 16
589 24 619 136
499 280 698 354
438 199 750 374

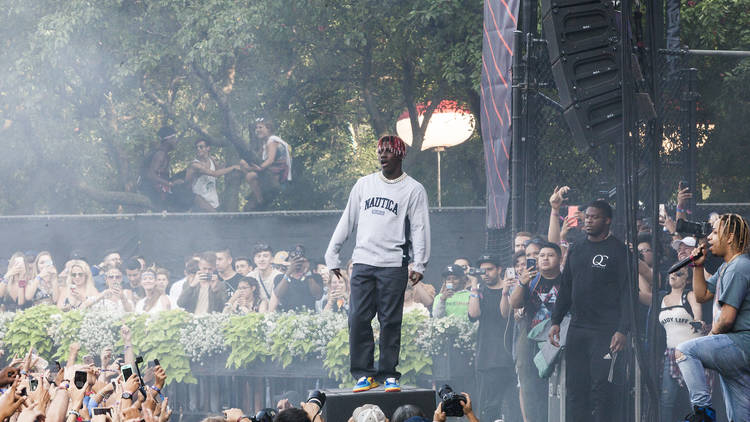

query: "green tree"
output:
0 0 487 214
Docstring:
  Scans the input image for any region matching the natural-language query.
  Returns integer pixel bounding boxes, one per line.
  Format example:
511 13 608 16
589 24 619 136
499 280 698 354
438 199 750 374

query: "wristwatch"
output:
121 392 134 400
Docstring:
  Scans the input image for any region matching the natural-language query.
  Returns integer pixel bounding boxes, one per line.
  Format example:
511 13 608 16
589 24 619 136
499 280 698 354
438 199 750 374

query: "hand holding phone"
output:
120 364 133 383
567 206 580 227
74 370 87 389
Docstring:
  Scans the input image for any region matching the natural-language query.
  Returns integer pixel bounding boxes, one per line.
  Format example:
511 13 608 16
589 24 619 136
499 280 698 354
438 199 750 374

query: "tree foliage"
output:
0 0 486 214
679 0 750 201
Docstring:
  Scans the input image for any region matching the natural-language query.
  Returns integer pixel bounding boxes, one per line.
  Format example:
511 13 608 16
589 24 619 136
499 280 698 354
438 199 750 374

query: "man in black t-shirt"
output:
469 254 521 422
510 242 562 422
217 249 255 294
271 246 323 312
549 200 629 422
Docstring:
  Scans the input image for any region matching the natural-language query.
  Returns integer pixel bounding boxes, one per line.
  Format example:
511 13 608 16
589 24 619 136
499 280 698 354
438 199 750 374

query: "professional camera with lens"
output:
438 385 466 417
307 390 326 409
676 219 712 238
248 409 277 422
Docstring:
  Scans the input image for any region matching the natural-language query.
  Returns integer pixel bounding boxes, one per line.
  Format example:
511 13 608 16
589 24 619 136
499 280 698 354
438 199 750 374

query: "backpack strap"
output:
529 273 543 292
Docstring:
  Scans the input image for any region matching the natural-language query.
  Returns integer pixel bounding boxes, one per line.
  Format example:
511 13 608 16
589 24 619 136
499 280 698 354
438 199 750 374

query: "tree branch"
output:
76 183 153 209
191 62 258 164
144 91 225 148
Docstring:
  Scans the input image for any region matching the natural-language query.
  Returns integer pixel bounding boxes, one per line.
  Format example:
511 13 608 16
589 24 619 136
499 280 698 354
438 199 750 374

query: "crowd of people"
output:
140 119 292 213
1 181 748 422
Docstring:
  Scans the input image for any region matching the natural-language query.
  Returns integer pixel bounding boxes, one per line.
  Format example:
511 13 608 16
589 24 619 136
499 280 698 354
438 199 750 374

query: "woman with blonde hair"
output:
2 252 32 310
57 259 99 310
25 251 60 306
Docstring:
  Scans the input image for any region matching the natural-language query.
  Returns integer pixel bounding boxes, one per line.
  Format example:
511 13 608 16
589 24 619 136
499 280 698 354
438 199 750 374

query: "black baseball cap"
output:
441 265 465 277
476 253 500 267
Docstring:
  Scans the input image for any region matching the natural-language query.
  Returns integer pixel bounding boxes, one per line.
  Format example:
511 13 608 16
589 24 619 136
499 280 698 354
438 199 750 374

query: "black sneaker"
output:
684 405 716 422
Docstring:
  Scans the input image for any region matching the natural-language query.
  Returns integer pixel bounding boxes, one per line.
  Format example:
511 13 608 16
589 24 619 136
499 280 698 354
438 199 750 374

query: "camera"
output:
248 408 277 422
467 268 485 276
306 390 326 409
676 219 712 238
438 385 466 417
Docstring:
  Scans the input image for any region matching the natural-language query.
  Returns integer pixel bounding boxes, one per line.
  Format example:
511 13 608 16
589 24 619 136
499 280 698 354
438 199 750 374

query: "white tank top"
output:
659 296 701 348
192 158 219 208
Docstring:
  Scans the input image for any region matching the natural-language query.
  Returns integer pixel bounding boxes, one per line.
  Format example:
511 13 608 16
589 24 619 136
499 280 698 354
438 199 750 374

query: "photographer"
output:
178 251 228 314
432 265 470 318
432 392 478 422
509 242 562 422
677 214 750 421
468 253 521 422
270 246 323 312
548 200 629 422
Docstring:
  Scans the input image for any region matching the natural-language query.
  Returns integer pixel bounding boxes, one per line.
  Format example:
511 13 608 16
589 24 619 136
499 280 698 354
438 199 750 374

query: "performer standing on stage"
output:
325 135 431 393
678 213 750 422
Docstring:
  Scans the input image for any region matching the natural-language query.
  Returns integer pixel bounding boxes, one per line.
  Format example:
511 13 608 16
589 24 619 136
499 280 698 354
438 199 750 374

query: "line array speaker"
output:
542 0 623 149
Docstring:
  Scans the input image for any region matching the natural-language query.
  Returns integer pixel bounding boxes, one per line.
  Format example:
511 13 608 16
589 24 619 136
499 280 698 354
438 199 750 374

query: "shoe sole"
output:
384 387 401 392
353 382 379 392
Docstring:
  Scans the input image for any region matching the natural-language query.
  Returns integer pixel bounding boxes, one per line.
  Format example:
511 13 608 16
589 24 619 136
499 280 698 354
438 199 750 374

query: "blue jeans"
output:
660 355 690 422
676 334 750 421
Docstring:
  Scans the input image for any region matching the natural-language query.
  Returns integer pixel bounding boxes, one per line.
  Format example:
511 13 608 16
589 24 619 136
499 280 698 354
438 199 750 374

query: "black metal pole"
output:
511 30 524 238
522 33 535 231
647 0 665 419
687 68 698 212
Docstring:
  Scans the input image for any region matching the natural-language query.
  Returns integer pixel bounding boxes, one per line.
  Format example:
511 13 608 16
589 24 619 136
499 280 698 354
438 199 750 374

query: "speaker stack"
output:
542 0 623 150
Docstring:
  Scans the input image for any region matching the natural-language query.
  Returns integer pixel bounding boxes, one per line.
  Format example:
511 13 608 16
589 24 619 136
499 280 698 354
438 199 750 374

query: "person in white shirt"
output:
325 135 430 393
169 256 199 309
135 268 172 314
248 243 282 301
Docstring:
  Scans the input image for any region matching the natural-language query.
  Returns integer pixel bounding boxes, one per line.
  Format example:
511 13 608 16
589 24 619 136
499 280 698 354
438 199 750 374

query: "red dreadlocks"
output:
377 135 407 158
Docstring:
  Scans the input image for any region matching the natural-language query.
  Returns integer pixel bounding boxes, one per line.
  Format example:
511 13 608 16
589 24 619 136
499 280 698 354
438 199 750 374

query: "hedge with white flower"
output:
0 305 476 386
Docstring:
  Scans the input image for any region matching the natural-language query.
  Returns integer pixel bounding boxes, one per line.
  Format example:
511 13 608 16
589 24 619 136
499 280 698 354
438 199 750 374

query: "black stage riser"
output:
321 387 436 422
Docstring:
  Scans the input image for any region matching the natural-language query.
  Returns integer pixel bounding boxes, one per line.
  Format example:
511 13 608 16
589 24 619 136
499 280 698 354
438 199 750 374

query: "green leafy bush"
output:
224 313 272 369
4 305 60 358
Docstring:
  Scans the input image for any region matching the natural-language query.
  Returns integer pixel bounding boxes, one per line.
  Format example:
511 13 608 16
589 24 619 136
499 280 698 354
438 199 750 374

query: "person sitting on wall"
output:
185 138 242 212
241 118 292 210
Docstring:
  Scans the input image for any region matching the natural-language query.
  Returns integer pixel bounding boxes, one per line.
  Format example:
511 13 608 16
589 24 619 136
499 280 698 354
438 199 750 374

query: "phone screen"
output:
121 364 133 382
74 371 87 389
526 258 537 270
567 205 579 227
659 203 667 218
93 408 112 416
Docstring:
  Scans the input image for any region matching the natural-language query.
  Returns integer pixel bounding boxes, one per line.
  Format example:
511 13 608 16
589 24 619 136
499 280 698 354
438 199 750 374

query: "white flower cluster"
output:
0 312 16 346
179 313 230 363
78 310 125 355
308 311 347 359
269 311 347 360
47 313 71 348
415 316 478 360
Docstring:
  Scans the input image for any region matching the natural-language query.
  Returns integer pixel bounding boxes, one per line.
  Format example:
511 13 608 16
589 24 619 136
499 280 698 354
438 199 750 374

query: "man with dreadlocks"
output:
678 213 750 422
325 135 430 393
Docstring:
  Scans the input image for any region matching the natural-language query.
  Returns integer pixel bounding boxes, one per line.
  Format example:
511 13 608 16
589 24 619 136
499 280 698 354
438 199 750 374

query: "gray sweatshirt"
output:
325 172 431 273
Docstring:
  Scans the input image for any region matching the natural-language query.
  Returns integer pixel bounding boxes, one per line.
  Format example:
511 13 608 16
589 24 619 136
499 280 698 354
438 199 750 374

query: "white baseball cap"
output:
671 236 697 251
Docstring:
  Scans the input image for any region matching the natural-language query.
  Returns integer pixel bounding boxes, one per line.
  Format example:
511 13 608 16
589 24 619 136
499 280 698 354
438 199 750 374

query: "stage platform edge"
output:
321 386 436 422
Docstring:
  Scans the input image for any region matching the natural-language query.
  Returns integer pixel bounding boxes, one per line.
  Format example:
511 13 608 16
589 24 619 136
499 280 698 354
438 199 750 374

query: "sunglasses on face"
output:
71 273 85 278
107 275 123 280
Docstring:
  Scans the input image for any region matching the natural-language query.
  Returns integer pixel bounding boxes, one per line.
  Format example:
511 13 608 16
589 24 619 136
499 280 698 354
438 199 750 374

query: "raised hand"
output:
549 185 570 210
